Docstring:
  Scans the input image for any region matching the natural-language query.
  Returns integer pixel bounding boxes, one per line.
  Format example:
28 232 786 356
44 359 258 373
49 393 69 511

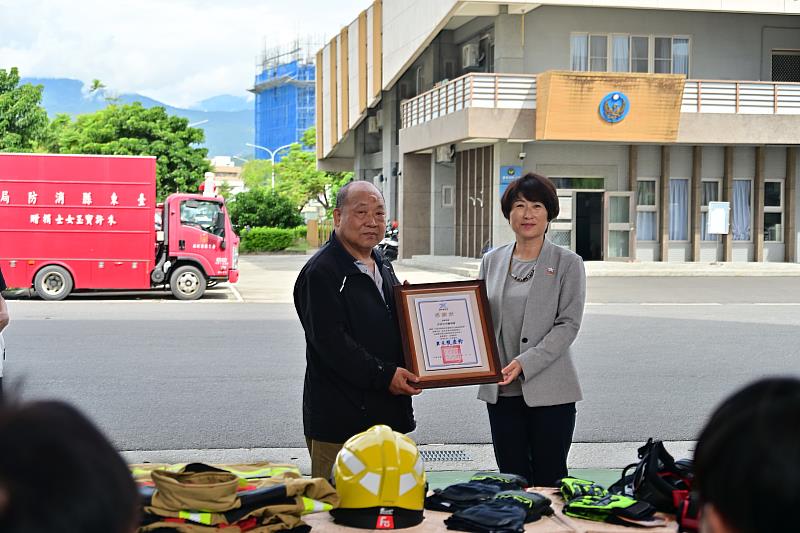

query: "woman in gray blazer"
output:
478 173 586 486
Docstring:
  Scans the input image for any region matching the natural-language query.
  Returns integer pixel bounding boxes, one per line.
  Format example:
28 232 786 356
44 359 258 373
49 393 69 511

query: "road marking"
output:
586 302 800 306
587 302 723 306
228 284 244 303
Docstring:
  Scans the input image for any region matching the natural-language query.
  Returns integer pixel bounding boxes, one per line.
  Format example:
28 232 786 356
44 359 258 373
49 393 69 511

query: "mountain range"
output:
23 77 254 158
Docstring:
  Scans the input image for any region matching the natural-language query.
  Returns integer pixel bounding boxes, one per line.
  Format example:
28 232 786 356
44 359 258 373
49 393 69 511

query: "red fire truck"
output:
0 153 239 300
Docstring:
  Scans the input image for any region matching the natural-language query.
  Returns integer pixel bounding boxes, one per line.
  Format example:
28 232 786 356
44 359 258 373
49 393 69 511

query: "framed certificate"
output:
393 280 502 389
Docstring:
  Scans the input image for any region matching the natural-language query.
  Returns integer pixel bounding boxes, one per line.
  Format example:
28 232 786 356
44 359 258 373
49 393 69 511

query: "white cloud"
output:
0 0 371 107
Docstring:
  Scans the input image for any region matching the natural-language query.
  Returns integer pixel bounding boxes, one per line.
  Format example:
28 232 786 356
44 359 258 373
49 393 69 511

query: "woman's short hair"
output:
500 173 559 221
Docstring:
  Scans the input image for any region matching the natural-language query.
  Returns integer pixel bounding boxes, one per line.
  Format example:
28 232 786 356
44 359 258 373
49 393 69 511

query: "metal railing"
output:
682 80 800 115
399 74 800 129
400 73 537 129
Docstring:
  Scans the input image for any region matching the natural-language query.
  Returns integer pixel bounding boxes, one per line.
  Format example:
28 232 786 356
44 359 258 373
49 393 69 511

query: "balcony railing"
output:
400 73 537 129
399 73 800 129
682 80 800 114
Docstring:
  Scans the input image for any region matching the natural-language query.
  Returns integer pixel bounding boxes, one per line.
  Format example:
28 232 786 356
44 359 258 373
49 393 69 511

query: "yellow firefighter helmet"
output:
330 425 426 529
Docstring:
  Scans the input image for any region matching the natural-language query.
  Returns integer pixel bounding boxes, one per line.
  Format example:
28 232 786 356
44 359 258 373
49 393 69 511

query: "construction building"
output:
250 41 317 161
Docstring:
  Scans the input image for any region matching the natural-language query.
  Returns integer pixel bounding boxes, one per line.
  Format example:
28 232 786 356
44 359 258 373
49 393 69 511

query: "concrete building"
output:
209 156 246 196
316 1 800 262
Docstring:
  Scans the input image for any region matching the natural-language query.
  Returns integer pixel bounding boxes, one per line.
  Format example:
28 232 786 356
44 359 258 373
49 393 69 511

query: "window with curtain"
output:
654 37 672 73
570 33 690 74
669 179 689 240
700 180 720 241
732 179 752 241
612 35 629 72
590 35 608 71
764 180 783 243
672 38 690 76
636 179 657 241
631 36 649 73
571 34 588 71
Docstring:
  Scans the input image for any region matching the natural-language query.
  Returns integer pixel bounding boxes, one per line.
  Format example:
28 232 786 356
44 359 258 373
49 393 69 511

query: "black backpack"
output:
609 439 694 514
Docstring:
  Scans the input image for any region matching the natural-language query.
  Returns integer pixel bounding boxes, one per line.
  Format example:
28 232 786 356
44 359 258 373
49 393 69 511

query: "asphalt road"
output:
4 271 800 451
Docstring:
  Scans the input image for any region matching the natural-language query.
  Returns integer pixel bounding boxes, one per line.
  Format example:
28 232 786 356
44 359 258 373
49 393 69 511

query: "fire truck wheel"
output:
169 265 206 301
34 265 74 301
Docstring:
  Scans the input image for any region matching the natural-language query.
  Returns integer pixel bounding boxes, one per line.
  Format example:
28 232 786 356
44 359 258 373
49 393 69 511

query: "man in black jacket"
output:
294 181 420 479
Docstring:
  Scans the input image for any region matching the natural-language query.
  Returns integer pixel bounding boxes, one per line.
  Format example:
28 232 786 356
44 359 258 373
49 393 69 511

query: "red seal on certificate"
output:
441 344 464 364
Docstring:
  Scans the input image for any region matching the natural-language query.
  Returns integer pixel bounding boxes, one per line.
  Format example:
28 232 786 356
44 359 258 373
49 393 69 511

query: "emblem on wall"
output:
599 92 629 123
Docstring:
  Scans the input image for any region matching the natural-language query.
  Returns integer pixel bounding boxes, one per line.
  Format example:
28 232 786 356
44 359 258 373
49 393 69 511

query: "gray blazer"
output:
478 238 586 407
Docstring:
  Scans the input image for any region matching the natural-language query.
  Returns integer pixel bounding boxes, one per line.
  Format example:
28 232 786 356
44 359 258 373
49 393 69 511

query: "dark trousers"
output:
487 396 576 487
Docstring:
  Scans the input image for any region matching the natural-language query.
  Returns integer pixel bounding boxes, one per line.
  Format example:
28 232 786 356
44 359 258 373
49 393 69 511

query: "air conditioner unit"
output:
367 116 380 134
462 43 480 68
435 144 456 163
375 109 384 129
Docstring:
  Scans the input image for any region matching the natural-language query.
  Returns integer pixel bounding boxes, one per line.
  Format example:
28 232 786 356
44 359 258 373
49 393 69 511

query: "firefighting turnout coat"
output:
134 463 339 533
293 231 415 443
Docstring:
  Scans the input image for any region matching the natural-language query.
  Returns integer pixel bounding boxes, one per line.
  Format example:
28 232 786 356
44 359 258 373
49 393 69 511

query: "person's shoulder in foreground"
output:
0 398 138 533
694 376 800 533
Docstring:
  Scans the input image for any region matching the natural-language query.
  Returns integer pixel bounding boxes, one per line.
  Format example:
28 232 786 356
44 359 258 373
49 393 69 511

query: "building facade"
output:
251 48 316 161
316 1 800 262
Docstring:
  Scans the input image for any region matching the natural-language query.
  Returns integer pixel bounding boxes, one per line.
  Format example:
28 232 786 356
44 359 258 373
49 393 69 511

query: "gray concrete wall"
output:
453 17 494 48
762 27 800 80
400 153 432 258
381 87 399 219
524 142 629 192
431 161 456 255
522 6 800 80
494 13 524 73
678 114 800 145
399 108 535 155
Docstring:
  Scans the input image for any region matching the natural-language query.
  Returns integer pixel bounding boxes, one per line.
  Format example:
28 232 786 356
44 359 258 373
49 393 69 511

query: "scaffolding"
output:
250 39 322 161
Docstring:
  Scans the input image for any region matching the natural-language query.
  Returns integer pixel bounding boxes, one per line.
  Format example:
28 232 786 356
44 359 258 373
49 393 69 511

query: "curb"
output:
399 258 800 278
121 441 695 475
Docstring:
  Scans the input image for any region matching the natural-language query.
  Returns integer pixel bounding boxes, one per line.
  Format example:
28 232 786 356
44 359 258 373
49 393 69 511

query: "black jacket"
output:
293 232 415 442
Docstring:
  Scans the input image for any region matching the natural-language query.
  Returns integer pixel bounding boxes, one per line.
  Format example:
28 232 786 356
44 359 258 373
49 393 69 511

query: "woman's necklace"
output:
508 257 536 282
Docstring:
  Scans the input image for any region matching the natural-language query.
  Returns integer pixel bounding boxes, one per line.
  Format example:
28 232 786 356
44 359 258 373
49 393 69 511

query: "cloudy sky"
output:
0 0 371 108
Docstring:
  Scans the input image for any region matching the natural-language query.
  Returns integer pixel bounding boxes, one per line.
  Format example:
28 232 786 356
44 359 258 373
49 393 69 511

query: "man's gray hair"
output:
335 179 383 210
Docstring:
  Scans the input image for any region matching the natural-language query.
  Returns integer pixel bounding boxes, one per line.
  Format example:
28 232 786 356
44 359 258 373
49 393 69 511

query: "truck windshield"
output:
181 200 225 236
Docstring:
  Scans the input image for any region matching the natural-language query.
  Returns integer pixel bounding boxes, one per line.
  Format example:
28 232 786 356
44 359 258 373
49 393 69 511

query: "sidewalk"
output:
233 253 469 303
400 254 800 278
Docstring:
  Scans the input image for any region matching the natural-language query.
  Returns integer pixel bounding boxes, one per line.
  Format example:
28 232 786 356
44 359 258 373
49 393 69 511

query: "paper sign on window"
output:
707 201 730 234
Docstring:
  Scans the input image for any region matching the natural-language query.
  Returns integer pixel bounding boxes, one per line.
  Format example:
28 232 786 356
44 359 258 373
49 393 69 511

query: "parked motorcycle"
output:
377 221 399 262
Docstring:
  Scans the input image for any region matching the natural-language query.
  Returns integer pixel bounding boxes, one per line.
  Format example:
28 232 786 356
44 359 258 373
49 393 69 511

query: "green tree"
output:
228 186 303 229
89 79 106 94
48 102 210 199
240 159 273 190
274 126 352 214
0 67 49 152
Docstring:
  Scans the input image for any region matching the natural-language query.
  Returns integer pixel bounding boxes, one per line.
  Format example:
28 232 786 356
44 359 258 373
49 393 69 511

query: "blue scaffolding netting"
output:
253 59 315 161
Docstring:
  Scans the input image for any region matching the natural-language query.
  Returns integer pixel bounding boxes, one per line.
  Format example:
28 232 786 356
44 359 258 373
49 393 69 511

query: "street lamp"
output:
246 142 295 189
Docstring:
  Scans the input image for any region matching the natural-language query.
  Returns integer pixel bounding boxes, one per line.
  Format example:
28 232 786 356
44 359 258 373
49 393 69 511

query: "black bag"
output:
609 438 693 514
444 502 526 533
425 482 500 513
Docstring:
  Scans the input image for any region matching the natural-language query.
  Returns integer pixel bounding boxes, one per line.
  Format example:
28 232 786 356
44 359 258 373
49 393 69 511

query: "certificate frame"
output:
393 280 502 389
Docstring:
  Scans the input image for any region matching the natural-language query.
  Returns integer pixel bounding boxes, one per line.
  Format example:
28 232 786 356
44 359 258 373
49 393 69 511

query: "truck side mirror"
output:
220 239 227 250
